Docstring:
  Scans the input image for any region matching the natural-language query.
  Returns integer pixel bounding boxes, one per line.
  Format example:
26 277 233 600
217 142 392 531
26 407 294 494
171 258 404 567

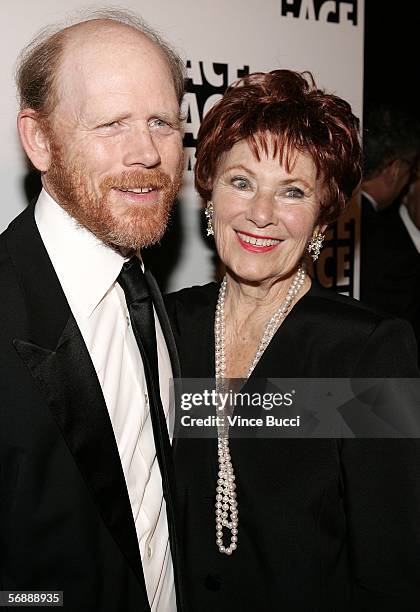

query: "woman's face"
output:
211 139 325 285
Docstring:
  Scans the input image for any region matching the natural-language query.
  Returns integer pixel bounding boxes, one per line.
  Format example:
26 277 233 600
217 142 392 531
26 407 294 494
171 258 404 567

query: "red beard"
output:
45 139 183 251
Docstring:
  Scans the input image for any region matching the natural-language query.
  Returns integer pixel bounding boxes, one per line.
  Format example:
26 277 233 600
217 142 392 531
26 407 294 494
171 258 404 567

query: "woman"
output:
167 71 420 611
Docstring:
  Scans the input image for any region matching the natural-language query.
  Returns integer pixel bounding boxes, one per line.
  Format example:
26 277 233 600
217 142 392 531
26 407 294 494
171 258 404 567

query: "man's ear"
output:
17 109 52 171
382 159 404 186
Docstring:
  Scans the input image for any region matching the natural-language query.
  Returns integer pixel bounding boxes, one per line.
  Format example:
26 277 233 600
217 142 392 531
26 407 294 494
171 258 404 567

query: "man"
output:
0 10 185 611
359 104 420 358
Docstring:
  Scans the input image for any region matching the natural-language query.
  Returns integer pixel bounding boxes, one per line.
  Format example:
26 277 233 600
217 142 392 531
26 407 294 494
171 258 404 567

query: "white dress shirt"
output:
399 203 420 253
35 188 176 612
361 190 379 211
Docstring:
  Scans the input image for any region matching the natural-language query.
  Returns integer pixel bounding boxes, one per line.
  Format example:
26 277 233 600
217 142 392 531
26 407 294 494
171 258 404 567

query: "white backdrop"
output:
0 0 364 292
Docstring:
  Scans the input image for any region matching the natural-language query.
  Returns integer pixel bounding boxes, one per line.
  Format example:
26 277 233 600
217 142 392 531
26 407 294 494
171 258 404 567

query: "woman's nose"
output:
245 193 276 227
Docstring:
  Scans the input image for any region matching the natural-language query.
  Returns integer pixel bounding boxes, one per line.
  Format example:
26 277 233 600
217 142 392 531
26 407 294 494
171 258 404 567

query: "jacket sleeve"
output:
340 318 420 610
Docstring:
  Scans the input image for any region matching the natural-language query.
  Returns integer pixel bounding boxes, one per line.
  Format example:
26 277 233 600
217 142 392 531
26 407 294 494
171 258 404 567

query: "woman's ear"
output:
17 109 52 171
314 222 328 236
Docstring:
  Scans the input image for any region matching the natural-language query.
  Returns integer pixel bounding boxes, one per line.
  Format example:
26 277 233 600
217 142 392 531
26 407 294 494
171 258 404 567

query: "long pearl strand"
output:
214 265 306 555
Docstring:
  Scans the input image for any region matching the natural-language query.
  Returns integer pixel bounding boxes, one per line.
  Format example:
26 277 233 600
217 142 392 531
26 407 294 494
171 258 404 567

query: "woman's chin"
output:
226 263 300 286
227 267 277 286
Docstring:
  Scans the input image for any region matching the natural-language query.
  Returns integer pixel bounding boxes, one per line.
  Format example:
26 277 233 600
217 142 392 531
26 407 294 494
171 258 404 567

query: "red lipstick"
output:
235 230 280 253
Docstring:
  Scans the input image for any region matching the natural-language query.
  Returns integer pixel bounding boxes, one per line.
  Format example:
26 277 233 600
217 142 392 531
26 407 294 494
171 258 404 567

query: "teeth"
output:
237 232 280 247
120 187 154 193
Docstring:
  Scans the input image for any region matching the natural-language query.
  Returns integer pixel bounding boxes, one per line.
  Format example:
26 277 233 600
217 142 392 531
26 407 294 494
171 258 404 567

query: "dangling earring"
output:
308 232 324 261
205 201 214 236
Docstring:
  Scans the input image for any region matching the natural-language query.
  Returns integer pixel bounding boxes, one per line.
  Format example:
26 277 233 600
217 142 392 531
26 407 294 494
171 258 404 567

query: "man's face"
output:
43 24 184 250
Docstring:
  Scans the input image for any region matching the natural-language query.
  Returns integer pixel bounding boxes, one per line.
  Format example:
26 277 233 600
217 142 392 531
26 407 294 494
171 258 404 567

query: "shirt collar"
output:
35 188 139 318
361 190 379 211
399 203 420 253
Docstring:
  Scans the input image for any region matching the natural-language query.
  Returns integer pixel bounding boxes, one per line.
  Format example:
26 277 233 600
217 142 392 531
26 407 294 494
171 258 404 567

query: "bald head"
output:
16 10 185 118
16 11 185 251
55 21 176 128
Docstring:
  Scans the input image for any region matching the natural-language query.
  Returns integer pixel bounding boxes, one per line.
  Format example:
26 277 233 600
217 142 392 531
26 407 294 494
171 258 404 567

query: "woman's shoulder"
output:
298 282 419 376
304 281 389 330
164 282 219 324
165 281 218 308
166 281 219 304
302 280 418 346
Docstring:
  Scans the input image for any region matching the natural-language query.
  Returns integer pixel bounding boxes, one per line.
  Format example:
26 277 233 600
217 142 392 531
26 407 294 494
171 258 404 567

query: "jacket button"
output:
204 573 222 591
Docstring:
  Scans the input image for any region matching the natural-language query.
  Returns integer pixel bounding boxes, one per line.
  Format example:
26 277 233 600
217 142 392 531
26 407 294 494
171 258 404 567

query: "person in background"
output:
0 9 186 611
166 70 420 611
359 104 420 357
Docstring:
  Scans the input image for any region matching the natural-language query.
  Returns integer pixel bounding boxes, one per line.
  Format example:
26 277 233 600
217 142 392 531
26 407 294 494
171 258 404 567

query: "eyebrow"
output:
222 164 255 175
87 112 132 126
221 164 314 190
146 110 183 128
162 113 183 129
89 110 182 128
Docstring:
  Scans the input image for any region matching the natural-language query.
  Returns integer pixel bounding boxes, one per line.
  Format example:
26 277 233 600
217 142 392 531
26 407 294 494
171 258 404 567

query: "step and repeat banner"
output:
0 0 363 294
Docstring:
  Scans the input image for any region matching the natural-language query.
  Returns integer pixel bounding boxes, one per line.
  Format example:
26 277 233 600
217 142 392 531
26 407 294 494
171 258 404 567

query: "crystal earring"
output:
308 232 325 261
205 201 214 236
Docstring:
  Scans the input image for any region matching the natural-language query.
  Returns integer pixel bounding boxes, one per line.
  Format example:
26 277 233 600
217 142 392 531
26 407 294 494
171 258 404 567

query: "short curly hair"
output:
195 70 362 225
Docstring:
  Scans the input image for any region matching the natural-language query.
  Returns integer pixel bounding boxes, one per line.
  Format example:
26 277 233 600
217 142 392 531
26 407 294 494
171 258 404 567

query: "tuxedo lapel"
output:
6 205 146 592
13 317 145 587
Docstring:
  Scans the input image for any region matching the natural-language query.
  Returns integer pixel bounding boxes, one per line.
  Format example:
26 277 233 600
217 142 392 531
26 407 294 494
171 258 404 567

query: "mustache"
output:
100 169 172 191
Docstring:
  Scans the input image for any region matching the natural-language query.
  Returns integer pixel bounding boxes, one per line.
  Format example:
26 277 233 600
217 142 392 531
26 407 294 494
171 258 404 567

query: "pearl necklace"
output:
214 265 306 555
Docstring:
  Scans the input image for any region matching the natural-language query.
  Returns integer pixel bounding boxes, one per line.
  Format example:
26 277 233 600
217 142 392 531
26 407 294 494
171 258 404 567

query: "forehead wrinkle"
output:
53 23 175 125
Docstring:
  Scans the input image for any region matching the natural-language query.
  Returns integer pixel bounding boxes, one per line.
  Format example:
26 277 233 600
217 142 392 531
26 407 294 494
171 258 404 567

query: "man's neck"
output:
361 179 393 211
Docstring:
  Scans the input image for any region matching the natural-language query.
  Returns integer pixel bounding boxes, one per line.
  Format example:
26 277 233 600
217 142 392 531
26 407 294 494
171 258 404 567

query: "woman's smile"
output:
235 230 281 252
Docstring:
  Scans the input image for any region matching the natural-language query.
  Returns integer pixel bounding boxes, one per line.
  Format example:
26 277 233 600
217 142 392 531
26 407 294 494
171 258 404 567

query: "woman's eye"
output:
97 121 121 132
231 176 251 190
284 187 305 198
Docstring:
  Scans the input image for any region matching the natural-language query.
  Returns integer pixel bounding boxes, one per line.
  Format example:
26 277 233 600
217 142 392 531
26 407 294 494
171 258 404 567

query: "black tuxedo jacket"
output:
360 195 420 351
166 282 420 612
0 205 185 611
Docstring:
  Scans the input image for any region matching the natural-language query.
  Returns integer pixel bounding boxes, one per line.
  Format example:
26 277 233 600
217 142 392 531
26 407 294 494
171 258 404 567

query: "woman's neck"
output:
224 267 310 321
219 267 311 378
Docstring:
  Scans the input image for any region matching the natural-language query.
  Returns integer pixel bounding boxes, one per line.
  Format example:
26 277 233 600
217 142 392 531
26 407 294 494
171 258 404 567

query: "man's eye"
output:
232 177 250 190
149 118 173 133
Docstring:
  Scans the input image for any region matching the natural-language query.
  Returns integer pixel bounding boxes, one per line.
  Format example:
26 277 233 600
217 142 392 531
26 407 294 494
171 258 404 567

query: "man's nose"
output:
123 126 161 168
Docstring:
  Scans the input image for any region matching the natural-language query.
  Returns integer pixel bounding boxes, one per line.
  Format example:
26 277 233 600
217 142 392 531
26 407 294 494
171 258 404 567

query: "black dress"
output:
166 281 420 612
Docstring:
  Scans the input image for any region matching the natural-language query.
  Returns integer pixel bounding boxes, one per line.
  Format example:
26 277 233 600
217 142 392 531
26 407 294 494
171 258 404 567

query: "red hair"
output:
195 70 361 224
